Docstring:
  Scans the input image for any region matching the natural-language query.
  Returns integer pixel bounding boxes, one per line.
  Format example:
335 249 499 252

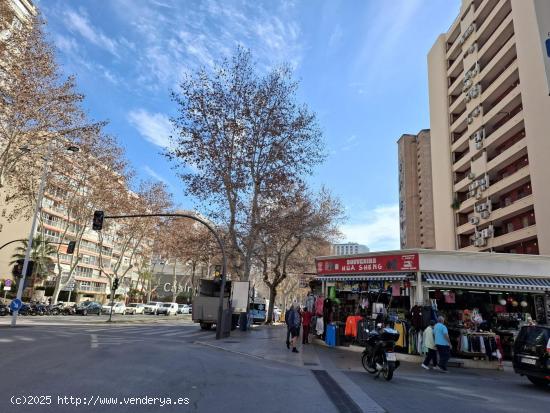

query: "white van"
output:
157 302 178 316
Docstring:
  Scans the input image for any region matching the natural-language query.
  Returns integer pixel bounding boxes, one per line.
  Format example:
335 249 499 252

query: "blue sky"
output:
37 0 460 251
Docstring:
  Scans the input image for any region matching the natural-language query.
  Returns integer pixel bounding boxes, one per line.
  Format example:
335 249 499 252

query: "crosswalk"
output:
0 324 215 345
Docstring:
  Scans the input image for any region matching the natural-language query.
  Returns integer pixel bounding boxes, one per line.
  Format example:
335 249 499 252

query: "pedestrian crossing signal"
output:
93 211 104 231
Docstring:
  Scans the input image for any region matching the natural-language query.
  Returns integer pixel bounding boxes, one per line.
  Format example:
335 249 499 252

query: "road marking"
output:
0 338 13 343
13 336 34 341
91 334 98 348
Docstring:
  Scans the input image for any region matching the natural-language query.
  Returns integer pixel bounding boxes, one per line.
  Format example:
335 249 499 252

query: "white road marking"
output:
0 338 13 343
90 334 98 348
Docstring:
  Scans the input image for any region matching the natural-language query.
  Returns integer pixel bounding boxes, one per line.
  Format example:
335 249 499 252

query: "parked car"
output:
157 302 178 316
102 302 126 315
75 301 102 316
188 304 192 314
513 324 550 387
125 303 145 315
178 304 190 314
143 301 162 315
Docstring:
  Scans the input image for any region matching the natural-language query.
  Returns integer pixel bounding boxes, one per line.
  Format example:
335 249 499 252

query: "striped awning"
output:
423 272 550 291
316 272 412 282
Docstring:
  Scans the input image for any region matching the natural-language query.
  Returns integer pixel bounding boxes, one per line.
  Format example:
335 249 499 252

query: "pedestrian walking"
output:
285 307 292 349
434 316 451 373
301 307 312 344
421 320 438 370
288 303 301 353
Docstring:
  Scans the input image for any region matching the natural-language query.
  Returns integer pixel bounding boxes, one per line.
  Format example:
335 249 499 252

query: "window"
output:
507 223 514 233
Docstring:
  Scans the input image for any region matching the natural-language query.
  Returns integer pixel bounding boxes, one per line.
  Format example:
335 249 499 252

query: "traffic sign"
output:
3 286 11 291
4 279 12 287
10 298 22 312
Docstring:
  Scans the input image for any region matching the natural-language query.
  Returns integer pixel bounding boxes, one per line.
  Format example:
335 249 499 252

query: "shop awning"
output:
315 272 412 282
423 272 550 291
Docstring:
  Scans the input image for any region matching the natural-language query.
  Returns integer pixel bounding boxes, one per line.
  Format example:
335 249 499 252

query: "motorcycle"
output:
361 322 400 381
49 303 65 315
18 303 35 316
0 303 9 316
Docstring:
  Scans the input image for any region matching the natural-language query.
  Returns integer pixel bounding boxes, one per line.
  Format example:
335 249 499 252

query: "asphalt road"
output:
0 318 548 413
0 320 336 413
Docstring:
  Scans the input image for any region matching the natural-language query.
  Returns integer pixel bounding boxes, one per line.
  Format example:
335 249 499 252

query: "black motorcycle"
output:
0 303 9 316
18 303 35 316
361 323 400 381
49 303 64 315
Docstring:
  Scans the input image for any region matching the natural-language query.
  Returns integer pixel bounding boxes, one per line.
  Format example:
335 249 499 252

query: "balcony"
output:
477 0 512 51
76 285 106 293
452 150 471 172
481 61 518 107
486 137 527 174
448 69 465 96
483 83 521 127
488 194 534 223
478 35 515 83
449 91 466 114
453 175 471 193
450 109 468 134
485 109 523 149
489 225 537 249
487 165 530 197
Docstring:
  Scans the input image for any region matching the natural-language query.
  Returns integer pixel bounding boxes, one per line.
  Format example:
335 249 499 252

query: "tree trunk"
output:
266 285 277 324
171 259 178 302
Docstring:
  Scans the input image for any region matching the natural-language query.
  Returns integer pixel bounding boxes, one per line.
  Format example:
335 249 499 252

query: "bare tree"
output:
0 10 99 191
167 47 325 281
256 186 343 323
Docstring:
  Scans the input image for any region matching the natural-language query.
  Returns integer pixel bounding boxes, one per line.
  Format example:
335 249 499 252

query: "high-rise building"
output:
330 243 369 256
397 130 435 249
428 0 550 254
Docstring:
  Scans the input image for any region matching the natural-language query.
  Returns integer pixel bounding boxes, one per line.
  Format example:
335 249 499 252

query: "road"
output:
0 317 547 413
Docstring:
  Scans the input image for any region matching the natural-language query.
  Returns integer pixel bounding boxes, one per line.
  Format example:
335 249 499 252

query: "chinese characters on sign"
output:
316 254 419 275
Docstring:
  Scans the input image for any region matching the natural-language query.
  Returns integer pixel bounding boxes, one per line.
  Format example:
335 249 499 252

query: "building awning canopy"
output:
423 272 550 291
316 273 412 282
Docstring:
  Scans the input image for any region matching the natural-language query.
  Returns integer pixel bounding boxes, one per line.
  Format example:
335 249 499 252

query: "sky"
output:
37 0 460 252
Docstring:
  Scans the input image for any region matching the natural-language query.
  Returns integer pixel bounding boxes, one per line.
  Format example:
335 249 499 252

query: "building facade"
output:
428 0 550 254
398 130 436 249
330 243 369 256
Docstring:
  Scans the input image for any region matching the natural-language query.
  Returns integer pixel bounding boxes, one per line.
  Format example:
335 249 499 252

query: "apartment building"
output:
397 130 436 249
330 243 369 256
428 0 550 254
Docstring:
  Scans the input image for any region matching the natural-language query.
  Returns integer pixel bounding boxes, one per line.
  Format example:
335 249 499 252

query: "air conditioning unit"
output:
471 106 481 117
479 177 486 186
475 238 487 247
471 181 479 189
480 184 487 191
473 128 485 142
480 210 490 219
469 216 480 225
467 43 478 55
475 204 484 212
468 172 476 180
475 141 483 150
467 116 474 124
465 94 471 103
475 192 482 199
481 226 494 238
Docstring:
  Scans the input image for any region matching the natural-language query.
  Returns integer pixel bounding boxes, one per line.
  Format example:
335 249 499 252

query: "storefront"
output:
314 249 550 361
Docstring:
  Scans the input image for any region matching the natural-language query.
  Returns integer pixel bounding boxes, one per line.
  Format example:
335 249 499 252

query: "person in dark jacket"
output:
288 304 301 353
285 307 292 349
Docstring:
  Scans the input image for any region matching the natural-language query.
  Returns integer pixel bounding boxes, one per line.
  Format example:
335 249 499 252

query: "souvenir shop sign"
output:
316 253 419 275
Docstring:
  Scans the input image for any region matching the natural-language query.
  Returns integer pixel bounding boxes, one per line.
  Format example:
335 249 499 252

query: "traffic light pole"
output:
99 212 228 340
11 142 54 327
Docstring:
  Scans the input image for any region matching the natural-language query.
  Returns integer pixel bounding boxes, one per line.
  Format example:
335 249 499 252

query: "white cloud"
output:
128 109 172 148
143 165 168 184
340 204 399 252
64 10 120 57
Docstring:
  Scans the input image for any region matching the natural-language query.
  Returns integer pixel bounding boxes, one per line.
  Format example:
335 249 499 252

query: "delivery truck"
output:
192 279 251 330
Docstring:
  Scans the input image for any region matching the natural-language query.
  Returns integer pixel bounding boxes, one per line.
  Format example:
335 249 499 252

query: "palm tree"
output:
10 235 57 292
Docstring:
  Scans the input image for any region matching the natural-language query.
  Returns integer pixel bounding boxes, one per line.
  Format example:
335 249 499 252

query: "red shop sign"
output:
316 253 419 275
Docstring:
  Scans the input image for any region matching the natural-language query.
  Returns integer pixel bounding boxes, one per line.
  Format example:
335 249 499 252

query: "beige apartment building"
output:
428 0 550 254
398 130 436 249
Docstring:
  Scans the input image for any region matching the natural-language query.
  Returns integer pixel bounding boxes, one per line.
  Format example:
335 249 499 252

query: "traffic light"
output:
214 265 222 278
112 277 119 291
92 210 104 231
12 259 34 278
66 241 76 254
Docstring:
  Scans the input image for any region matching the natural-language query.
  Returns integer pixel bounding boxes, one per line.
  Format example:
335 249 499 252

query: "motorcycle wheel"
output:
82 310 88 316
383 361 395 381
361 353 377 374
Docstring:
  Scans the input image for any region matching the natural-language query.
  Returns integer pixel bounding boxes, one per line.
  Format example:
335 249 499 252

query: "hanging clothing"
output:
315 297 324 316
344 315 363 337
392 282 401 297
411 306 423 329
316 317 324 336
394 322 405 349
306 295 315 313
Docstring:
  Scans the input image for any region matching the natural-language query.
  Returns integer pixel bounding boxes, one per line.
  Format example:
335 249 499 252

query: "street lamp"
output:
10 142 79 327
